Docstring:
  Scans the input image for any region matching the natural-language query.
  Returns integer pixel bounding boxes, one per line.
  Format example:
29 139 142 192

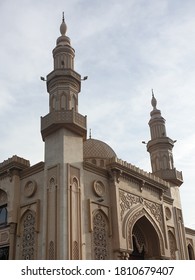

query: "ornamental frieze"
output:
119 190 163 231
144 200 162 226
119 191 140 220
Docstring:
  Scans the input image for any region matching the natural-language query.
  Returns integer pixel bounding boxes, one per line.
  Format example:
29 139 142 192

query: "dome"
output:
83 138 117 159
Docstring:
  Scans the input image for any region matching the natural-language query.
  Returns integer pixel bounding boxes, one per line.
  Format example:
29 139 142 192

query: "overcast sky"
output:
0 0 195 229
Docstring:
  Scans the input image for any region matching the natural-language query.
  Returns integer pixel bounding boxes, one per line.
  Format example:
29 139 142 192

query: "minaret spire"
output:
151 89 157 110
146 93 183 186
60 12 67 36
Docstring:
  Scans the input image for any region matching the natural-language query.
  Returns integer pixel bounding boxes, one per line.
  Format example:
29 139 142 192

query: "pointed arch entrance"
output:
129 216 162 260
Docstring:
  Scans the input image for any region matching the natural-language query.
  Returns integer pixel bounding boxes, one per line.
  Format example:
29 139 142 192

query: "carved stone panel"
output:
48 241 55 260
119 190 163 231
19 200 39 260
92 210 109 260
24 180 37 198
0 229 9 245
21 210 36 260
165 206 172 220
119 190 140 220
93 180 105 197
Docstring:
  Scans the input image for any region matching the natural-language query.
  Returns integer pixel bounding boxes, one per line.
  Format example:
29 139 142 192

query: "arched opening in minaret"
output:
129 216 161 260
72 95 77 111
60 93 66 110
50 95 56 111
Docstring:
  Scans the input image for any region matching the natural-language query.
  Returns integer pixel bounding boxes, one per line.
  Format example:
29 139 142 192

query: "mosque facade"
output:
0 18 195 260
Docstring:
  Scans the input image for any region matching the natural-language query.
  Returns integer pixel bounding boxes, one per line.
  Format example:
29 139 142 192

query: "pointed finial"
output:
89 129 92 139
151 88 154 98
151 89 157 109
60 12 67 36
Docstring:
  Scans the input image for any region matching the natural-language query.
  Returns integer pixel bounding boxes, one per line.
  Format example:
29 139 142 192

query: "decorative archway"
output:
129 216 161 259
126 207 165 259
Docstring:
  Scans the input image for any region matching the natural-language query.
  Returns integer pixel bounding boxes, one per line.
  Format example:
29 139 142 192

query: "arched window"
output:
168 231 177 260
72 95 77 111
188 244 194 260
60 93 67 110
163 155 167 169
0 189 8 228
70 177 81 260
50 95 56 111
0 206 7 227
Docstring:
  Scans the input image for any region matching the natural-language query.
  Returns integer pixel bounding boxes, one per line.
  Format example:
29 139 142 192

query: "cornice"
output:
107 157 169 192
83 161 108 178
163 194 174 204
0 155 30 174
20 162 44 179
185 227 195 235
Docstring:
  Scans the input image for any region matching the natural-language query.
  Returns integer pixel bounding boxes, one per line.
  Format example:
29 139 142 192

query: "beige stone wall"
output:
16 168 44 259
1 156 194 260
83 168 112 259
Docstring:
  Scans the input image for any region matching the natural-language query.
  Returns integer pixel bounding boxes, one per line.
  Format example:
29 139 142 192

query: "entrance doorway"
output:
129 216 161 259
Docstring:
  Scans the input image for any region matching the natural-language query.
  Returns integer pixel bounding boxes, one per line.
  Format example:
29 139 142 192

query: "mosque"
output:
0 17 194 260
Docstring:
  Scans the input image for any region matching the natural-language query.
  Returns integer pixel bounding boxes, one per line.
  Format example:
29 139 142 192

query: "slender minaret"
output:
146 92 183 186
40 15 87 259
41 14 86 141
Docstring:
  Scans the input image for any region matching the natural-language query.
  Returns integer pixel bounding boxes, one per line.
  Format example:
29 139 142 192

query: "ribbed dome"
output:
83 138 116 159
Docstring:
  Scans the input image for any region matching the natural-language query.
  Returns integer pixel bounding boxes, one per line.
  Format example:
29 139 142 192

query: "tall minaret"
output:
40 15 87 260
41 14 86 142
146 92 183 186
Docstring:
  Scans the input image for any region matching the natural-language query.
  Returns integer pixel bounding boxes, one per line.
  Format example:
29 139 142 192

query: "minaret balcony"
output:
154 168 183 186
41 109 87 140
